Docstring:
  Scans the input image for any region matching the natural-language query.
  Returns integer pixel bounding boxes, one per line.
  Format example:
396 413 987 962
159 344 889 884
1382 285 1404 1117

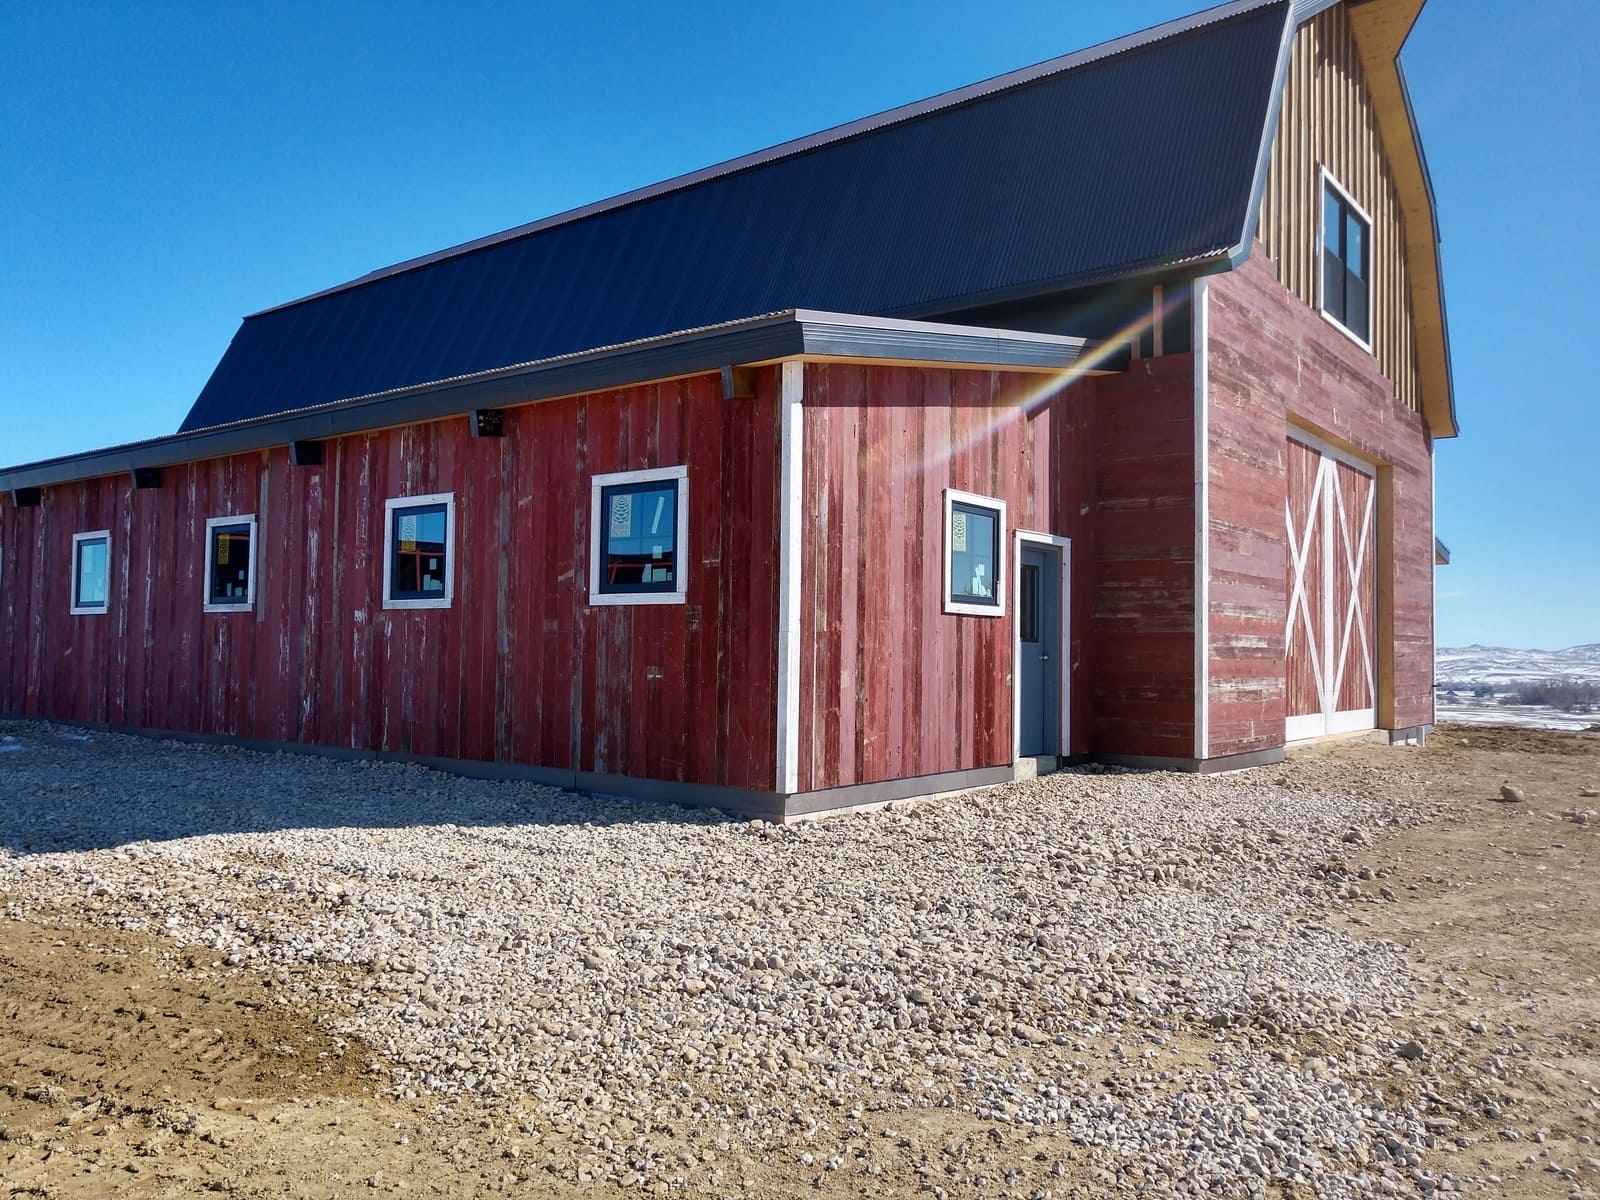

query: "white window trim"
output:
202 514 259 614
70 529 111 616
1316 165 1375 355
943 487 1007 617
1011 529 1071 763
382 492 456 611
588 465 689 607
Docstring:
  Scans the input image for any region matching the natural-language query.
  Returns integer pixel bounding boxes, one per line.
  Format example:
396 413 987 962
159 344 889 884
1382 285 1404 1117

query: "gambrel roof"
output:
181 0 1299 434
2 0 1455 495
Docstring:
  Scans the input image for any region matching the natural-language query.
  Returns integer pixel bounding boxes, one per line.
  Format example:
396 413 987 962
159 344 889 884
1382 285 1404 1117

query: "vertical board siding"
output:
795 355 1196 790
1207 250 1433 755
1258 4 1421 415
0 372 780 792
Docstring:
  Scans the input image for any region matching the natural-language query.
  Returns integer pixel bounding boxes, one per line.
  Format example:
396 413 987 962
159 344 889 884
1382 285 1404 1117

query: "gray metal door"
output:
1017 544 1060 757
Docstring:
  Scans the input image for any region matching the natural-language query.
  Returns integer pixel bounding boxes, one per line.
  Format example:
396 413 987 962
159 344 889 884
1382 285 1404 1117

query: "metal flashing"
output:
0 312 1096 492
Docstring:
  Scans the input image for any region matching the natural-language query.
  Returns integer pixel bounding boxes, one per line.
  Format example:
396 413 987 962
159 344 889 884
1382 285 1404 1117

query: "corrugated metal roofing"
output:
180 0 1289 433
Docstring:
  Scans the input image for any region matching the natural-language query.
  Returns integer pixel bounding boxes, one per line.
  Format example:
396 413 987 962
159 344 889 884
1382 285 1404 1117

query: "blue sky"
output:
2 1 1593 649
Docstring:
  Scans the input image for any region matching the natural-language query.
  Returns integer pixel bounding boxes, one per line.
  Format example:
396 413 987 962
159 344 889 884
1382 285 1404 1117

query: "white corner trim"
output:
588 464 689 607
1316 163 1375 356
382 491 456 611
202 513 259 614
1193 279 1210 762
1011 529 1071 764
69 528 111 616
942 487 1007 617
775 361 804 794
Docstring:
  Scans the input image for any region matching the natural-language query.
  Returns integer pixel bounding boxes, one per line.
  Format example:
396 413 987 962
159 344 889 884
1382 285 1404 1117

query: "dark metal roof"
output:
1 312 1100 492
178 0 1289 433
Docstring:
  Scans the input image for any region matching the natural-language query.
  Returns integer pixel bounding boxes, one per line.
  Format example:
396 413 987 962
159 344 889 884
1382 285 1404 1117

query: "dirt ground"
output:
2 723 1597 1198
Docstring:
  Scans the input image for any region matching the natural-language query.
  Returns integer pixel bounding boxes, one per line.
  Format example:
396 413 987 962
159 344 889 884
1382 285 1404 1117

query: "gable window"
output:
203 515 258 613
589 465 688 606
71 530 111 615
383 493 454 610
1320 170 1372 348
943 489 1006 617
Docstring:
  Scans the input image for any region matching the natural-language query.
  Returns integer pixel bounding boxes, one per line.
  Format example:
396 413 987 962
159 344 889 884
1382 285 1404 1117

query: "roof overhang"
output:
1245 0 1457 438
0 311 1106 494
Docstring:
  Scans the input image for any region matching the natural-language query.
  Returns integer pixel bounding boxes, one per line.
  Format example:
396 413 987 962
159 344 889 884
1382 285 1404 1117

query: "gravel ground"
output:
1 719 1468 1196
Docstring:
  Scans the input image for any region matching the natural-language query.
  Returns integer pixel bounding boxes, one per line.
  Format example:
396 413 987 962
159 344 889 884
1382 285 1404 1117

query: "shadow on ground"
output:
0 719 719 854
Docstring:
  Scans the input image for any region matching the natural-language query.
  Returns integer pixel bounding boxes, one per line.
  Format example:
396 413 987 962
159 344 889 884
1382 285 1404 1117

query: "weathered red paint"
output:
0 371 782 790
1206 247 1434 754
794 354 1200 790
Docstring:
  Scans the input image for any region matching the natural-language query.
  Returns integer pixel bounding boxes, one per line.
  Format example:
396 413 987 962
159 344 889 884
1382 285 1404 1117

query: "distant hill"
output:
1436 643 1600 686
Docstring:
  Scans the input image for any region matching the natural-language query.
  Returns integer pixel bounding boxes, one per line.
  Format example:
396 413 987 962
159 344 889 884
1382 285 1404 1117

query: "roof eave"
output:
0 313 1103 494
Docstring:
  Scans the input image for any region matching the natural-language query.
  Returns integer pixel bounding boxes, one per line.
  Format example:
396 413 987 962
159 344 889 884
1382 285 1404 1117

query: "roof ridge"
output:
247 0 1283 320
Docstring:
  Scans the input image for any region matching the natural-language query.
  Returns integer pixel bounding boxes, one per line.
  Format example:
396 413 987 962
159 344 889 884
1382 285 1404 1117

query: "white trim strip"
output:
942 488 1007 618
1012 529 1072 763
70 528 111 616
202 513 259 615
1192 278 1210 761
587 465 689 607
775 362 804 794
382 491 456 611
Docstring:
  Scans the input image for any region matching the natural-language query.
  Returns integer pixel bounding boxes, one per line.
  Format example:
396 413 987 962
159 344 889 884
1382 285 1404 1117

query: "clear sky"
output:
2 1 1594 650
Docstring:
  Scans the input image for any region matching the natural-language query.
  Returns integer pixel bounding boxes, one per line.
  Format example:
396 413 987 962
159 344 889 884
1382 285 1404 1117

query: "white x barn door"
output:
1285 435 1376 741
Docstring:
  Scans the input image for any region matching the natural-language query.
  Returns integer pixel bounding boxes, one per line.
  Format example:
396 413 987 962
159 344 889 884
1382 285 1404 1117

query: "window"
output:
383 493 455 610
203 515 257 613
70 530 111 615
1320 170 1371 347
943 489 1005 616
589 465 688 606
1019 563 1040 643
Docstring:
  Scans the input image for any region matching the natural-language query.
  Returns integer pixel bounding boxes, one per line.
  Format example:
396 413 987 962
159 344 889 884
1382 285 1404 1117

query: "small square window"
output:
383 493 455 610
589 466 688 606
943 489 1005 617
71 530 111 615
204 515 257 612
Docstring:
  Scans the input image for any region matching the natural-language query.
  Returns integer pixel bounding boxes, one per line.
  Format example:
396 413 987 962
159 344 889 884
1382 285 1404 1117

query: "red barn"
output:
0 0 1455 819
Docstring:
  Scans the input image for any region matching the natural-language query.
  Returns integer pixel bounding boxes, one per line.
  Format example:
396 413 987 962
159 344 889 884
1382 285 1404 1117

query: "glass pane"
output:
602 482 678 592
1323 187 1342 255
1345 211 1366 280
75 538 108 607
1020 564 1039 643
1346 268 1370 341
950 502 998 605
1322 247 1345 322
209 525 252 604
391 503 449 598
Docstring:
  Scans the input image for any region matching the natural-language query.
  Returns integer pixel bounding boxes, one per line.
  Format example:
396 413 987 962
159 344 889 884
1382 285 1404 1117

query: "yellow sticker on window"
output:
216 536 230 566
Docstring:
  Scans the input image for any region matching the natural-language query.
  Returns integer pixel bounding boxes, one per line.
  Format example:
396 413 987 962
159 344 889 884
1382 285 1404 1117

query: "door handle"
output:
1041 653 1050 661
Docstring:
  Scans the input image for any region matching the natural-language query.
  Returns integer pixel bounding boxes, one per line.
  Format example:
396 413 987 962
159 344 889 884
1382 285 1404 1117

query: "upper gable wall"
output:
1256 3 1422 416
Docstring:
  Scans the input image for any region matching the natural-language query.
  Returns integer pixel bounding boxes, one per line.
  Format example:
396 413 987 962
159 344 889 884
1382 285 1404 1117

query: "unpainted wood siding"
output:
0 372 781 790
1257 3 1421 414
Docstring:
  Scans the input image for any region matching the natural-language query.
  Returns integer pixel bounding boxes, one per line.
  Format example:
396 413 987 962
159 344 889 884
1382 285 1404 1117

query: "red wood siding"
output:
0 372 780 790
1207 248 1434 754
794 355 1197 790
1088 356 1197 759
796 364 1094 791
